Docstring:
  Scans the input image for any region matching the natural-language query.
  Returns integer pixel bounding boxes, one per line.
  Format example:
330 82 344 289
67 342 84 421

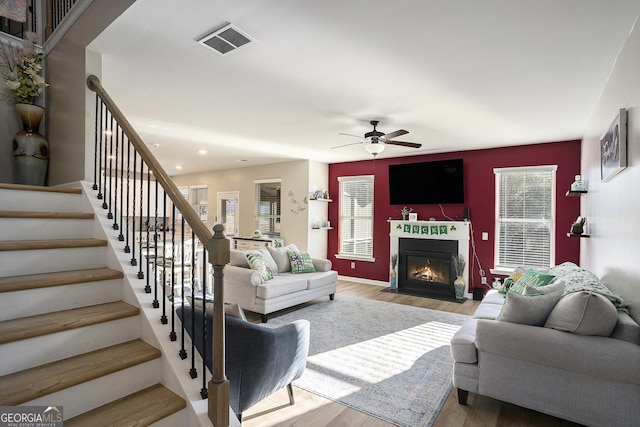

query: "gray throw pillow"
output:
267 244 299 273
230 249 249 267
544 291 618 336
497 291 564 326
524 278 566 295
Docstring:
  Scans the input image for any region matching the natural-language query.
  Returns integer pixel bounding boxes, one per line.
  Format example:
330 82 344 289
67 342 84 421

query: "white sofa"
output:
223 244 337 322
450 262 640 426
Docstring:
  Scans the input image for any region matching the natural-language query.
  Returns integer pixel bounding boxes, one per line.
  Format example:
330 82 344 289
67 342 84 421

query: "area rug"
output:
266 296 469 427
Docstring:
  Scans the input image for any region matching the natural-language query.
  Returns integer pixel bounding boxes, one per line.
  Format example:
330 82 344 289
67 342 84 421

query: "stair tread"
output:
0 238 107 251
0 267 123 293
0 301 139 345
0 339 160 406
0 210 94 219
64 383 186 427
0 183 82 194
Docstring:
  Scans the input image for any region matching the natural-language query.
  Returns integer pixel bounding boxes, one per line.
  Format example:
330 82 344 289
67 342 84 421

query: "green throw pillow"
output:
246 252 273 282
288 250 316 274
508 269 556 295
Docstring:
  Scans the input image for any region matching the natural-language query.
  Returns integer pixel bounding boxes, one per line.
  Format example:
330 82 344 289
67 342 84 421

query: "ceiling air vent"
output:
198 23 253 55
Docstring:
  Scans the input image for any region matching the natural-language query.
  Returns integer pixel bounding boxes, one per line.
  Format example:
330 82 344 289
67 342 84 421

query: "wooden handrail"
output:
87 75 230 426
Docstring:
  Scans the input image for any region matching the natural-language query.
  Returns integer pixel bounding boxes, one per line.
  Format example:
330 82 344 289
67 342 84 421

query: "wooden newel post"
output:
208 224 231 426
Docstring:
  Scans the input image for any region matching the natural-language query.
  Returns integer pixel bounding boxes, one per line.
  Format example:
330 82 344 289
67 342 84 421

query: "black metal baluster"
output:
93 94 99 190
112 120 119 230
97 101 104 200
189 232 197 379
152 178 159 307
130 151 137 265
144 168 151 292
137 163 145 279
117 127 124 239
106 115 114 218
179 217 187 359
124 137 131 253
169 205 177 341
161 192 168 325
200 247 208 398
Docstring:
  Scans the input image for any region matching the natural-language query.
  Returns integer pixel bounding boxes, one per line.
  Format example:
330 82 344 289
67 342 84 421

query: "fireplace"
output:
398 238 458 300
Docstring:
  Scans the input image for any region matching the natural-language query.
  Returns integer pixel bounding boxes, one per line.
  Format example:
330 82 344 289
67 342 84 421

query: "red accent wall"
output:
327 140 582 290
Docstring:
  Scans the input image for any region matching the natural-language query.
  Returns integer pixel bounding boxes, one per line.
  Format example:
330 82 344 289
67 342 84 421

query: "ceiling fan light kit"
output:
334 120 422 156
364 142 385 156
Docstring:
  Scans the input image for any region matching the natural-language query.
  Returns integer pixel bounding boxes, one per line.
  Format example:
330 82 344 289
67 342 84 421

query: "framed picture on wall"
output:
600 108 627 182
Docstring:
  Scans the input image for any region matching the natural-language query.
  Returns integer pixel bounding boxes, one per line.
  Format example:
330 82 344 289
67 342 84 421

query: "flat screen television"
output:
389 159 464 204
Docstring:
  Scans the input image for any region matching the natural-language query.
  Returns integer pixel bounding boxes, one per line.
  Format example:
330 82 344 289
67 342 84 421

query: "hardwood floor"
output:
242 280 582 427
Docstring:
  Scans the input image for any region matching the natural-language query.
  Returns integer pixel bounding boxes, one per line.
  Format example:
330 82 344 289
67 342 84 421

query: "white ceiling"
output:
88 0 640 175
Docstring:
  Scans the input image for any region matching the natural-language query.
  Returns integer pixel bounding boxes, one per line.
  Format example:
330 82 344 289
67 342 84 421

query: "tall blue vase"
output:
13 104 48 186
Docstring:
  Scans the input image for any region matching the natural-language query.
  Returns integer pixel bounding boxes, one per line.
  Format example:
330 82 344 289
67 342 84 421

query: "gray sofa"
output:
224 244 337 322
451 262 640 427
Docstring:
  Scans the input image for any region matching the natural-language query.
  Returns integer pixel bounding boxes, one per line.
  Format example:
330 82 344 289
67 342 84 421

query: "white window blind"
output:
254 180 281 237
338 175 374 259
494 166 556 270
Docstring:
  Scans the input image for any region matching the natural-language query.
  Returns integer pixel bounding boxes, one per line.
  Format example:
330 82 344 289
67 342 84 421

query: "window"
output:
189 185 208 224
494 165 556 270
254 180 281 237
337 175 374 260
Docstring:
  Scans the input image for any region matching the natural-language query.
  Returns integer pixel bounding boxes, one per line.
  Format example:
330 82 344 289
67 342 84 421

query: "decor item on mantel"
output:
390 253 398 290
400 206 413 220
452 254 466 300
0 33 49 186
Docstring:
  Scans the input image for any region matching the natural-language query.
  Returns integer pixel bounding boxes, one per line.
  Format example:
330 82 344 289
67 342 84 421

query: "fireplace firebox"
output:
398 238 458 300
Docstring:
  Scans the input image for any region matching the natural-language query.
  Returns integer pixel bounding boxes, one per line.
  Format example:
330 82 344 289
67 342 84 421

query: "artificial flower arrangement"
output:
0 33 48 105
400 206 413 219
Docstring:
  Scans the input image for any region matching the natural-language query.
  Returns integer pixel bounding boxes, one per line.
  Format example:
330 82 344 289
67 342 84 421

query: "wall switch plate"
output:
351 262 355 269
482 232 489 240
481 276 487 284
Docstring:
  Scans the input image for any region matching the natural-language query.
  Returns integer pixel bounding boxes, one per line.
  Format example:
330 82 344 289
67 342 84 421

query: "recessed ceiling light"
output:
153 143 160 148
198 149 208 155
236 159 248 162
175 165 183 170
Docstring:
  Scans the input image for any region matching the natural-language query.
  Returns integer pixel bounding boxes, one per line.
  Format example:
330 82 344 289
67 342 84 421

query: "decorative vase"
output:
454 276 465 299
12 104 48 186
390 270 397 290
571 224 583 235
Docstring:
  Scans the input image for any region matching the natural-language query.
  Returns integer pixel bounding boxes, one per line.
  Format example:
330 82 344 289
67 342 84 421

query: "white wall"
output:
581 16 640 322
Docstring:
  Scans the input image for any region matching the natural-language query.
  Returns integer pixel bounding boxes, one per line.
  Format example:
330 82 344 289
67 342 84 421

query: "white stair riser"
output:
0 190 83 212
0 247 108 276
25 358 162 419
150 409 187 427
0 218 94 240
0 316 141 375
0 278 123 321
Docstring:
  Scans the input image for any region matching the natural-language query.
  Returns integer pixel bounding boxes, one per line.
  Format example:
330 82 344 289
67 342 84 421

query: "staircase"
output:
0 183 186 425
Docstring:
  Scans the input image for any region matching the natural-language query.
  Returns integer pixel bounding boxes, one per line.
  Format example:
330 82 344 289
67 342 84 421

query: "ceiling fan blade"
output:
386 140 422 149
338 132 364 139
331 141 365 149
383 129 409 140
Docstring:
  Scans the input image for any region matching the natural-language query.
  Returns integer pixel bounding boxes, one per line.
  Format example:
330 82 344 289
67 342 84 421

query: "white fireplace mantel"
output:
389 220 471 297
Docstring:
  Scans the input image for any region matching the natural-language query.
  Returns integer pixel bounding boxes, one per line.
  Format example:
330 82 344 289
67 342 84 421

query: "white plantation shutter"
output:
494 166 556 270
254 180 281 237
338 175 374 259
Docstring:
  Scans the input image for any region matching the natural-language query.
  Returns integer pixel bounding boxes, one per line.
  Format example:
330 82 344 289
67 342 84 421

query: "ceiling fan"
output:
333 120 422 156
